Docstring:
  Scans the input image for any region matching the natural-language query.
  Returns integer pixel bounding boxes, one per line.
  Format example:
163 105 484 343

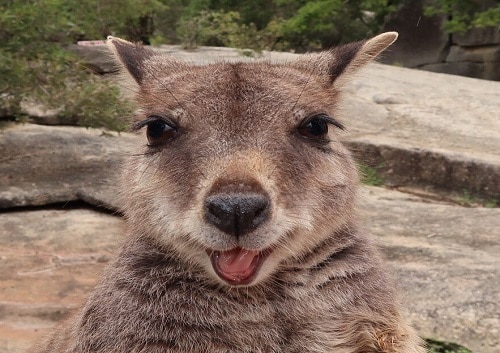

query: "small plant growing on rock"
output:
358 163 385 186
425 338 473 353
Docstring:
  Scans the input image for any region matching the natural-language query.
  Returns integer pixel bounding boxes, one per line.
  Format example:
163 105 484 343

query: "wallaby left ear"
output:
330 31 398 82
107 36 155 85
294 32 398 84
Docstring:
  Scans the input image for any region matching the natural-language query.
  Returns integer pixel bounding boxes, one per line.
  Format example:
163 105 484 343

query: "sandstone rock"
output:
348 140 500 199
446 45 500 63
419 43 500 81
68 44 116 74
359 187 500 353
453 27 500 47
0 124 136 211
418 62 485 80
484 60 500 81
344 63 500 199
376 1 500 81
0 209 125 353
19 101 63 125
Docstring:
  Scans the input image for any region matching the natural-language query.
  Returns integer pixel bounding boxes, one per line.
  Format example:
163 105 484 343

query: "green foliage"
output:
209 0 277 30
53 0 168 44
458 189 478 206
358 163 385 186
0 0 135 131
177 9 279 50
484 199 499 208
273 0 402 51
455 190 499 208
425 338 472 353
174 0 403 51
425 0 500 33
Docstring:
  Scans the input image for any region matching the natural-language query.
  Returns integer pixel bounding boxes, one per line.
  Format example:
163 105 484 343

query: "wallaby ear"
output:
294 32 398 84
339 31 398 76
107 36 155 84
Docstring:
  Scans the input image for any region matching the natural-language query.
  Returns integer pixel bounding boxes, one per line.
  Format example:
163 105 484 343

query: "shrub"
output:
425 0 500 33
0 0 157 131
177 9 279 51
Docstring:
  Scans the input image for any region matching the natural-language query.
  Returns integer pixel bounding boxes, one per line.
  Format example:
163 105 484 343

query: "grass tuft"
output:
358 163 384 186
425 338 472 353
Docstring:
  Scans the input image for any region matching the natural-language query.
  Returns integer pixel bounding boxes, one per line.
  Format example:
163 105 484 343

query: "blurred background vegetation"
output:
1 0 498 131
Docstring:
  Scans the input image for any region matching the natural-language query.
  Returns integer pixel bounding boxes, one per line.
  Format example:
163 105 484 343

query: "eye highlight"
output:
132 116 178 147
297 113 344 141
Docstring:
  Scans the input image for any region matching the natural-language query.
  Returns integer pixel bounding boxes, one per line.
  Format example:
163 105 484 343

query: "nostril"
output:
254 205 265 218
251 199 269 222
204 193 270 237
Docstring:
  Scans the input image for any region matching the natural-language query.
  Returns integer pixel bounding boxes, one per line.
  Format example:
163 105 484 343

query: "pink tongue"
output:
218 248 259 275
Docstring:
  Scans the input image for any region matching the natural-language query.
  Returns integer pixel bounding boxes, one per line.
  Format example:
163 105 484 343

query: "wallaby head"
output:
107 33 398 288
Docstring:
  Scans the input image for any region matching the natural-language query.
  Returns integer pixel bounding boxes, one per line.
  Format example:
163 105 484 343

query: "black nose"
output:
204 193 270 236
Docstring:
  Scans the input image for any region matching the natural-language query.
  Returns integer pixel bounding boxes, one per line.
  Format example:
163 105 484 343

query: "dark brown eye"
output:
146 118 177 146
139 116 178 146
298 115 329 139
297 114 344 141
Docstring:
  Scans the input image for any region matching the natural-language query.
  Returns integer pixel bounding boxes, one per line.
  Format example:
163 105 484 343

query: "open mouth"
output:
208 247 271 286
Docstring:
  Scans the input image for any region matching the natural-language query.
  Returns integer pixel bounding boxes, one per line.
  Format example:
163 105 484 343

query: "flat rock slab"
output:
0 209 125 353
344 64 500 198
359 187 499 353
0 124 136 211
0 187 498 353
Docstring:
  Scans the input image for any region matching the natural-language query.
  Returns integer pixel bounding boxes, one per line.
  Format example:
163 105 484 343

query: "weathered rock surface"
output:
68 44 117 74
454 27 500 47
0 209 125 353
344 63 500 199
359 187 500 353
0 124 136 211
0 187 498 353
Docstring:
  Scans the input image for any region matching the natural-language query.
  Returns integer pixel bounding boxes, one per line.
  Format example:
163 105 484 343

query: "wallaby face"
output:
31 33 425 353
112 34 394 287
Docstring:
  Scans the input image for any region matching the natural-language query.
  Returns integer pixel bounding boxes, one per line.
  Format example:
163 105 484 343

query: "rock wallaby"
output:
31 32 425 353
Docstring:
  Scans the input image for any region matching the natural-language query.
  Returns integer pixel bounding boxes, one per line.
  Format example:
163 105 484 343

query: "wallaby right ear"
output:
291 32 398 85
107 36 155 85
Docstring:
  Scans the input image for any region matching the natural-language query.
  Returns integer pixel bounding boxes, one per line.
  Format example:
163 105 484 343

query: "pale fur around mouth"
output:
207 247 273 286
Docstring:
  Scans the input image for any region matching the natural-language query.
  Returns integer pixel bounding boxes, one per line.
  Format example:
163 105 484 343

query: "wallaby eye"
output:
132 116 178 147
146 118 177 146
299 113 344 139
298 116 329 138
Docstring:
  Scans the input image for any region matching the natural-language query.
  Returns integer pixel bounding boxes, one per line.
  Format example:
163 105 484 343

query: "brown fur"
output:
30 32 426 353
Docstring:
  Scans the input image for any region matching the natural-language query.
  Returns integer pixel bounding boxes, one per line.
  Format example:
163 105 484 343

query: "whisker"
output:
144 65 193 119
290 72 313 114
